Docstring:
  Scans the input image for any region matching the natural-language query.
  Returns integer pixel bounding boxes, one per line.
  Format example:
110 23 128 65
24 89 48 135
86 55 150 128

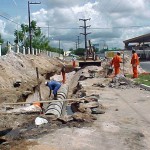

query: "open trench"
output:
1 61 142 150
0 67 95 149
1 64 143 149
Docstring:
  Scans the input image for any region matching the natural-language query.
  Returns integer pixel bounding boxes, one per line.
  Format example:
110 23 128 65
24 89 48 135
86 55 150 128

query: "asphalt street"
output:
140 61 150 72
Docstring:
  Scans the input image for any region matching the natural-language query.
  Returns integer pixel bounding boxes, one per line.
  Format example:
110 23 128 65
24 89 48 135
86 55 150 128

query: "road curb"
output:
140 84 150 91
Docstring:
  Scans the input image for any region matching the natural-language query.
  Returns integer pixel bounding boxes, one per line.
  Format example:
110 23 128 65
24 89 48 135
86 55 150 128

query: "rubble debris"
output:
22 90 33 97
0 128 12 137
76 89 86 98
79 75 88 81
72 112 97 122
35 117 48 126
91 108 105 114
79 101 99 110
84 95 99 102
109 74 135 89
0 139 7 145
119 82 127 86
57 115 73 123
13 81 21 88
92 83 106 88
88 70 97 78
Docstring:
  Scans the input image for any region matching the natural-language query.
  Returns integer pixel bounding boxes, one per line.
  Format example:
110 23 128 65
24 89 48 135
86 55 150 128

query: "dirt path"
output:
28 76 150 150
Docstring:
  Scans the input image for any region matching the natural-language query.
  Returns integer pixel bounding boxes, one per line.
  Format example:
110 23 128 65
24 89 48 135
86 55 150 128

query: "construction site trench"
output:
0 52 150 150
0 52 105 149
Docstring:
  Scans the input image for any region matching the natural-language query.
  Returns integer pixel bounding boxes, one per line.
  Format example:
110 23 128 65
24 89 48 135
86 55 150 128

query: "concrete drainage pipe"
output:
45 84 68 117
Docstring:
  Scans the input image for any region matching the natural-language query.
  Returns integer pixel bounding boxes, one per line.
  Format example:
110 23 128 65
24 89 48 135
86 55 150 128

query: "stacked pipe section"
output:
45 84 68 117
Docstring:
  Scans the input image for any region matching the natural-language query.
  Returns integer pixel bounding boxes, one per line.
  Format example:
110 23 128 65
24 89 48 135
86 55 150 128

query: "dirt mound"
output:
0 52 63 104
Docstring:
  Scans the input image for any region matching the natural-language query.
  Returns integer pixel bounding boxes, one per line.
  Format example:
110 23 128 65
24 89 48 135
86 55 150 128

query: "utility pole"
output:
75 42 78 50
77 35 80 49
48 21 50 42
28 1 41 54
59 40 60 56
79 18 91 50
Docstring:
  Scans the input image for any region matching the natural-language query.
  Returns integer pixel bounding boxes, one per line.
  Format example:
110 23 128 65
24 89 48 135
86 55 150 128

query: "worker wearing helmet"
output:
72 56 76 68
111 52 123 76
131 50 139 78
61 64 66 84
45 79 61 100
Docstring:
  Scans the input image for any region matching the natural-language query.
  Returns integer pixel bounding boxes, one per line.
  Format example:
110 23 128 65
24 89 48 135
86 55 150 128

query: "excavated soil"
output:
0 52 77 149
0 54 97 149
0 52 147 150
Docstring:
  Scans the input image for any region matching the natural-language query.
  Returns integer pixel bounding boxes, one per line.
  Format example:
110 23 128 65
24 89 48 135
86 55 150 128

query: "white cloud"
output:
1 0 150 50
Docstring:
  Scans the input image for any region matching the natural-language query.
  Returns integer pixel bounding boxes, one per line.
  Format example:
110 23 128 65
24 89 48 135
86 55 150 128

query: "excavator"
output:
78 40 101 67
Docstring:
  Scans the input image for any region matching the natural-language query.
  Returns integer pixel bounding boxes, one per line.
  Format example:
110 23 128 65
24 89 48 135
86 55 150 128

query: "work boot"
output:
54 94 57 100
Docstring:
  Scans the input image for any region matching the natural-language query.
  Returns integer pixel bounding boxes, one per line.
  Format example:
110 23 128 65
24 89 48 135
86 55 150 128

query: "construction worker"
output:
45 79 61 100
72 56 76 68
61 65 66 84
111 52 122 76
131 50 139 78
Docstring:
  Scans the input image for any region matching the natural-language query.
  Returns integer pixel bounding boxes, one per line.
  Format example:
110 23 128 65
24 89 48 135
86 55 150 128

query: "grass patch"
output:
125 74 132 78
134 73 150 86
125 73 150 86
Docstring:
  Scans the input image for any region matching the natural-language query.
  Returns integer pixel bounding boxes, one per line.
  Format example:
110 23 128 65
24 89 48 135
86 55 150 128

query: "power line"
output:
39 25 150 30
0 14 19 25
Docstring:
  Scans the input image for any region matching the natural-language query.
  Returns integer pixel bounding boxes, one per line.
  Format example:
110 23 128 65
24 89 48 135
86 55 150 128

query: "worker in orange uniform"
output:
131 50 139 78
111 52 123 76
72 56 76 68
61 65 66 84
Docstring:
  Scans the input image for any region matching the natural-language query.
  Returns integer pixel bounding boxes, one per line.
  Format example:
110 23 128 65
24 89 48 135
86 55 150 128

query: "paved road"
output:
140 61 150 72
29 77 150 150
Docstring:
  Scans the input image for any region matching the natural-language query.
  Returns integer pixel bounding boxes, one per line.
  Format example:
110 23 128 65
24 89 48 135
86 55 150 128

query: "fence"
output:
0 43 63 58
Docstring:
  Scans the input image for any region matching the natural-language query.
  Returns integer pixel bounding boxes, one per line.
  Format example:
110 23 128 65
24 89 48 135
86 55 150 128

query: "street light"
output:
28 1 41 54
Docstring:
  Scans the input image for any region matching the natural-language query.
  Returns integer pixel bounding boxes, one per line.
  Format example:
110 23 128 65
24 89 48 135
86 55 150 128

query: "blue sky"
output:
0 0 150 50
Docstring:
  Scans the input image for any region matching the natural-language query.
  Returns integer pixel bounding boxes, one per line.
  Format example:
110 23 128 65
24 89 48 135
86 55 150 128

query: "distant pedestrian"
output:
72 56 76 68
45 79 61 100
61 65 66 84
131 50 139 78
111 52 122 76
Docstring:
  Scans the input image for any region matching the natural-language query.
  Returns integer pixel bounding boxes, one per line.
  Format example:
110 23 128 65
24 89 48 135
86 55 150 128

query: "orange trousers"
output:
62 72 66 84
73 61 76 68
114 67 120 76
132 66 138 78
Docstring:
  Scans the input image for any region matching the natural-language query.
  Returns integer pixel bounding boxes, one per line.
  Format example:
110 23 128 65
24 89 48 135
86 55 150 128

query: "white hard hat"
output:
45 81 48 85
50 78 54 81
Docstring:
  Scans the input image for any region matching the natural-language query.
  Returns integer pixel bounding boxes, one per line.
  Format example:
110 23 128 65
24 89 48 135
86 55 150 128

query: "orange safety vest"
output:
111 55 122 68
131 53 139 65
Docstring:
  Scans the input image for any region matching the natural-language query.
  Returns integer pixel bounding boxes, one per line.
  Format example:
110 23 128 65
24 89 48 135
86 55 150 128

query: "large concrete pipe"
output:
45 84 68 117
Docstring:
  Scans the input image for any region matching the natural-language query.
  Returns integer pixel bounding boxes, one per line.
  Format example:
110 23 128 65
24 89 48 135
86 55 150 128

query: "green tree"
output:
1 47 8 55
74 48 85 56
0 34 7 55
14 20 48 50
0 34 4 44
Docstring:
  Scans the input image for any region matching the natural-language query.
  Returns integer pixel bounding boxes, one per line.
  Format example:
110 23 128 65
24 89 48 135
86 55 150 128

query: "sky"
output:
0 0 150 50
